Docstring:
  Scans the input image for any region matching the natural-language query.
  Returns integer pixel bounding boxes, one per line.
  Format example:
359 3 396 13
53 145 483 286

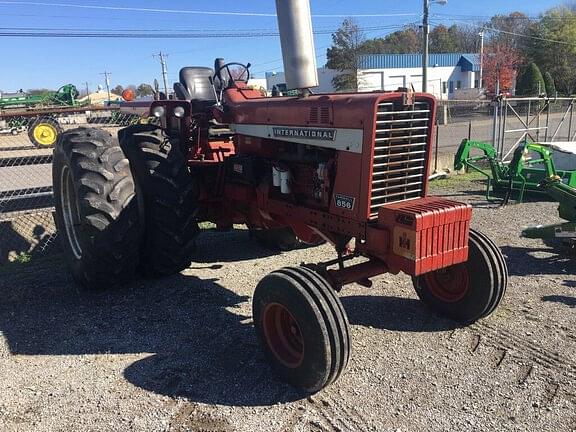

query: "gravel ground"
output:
0 177 575 432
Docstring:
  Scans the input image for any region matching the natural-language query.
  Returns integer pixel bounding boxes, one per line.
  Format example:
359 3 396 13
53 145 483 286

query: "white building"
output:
357 53 481 100
265 53 481 100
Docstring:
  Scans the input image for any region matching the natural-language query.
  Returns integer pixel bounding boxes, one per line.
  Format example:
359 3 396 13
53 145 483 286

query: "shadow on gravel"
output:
0 255 303 407
500 245 572 276
542 295 576 308
193 229 283 263
341 295 459 332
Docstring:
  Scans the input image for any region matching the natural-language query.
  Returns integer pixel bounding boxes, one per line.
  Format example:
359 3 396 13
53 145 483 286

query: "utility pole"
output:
479 29 485 90
100 71 111 102
84 81 91 104
422 0 447 94
422 0 430 93
154 51 169 99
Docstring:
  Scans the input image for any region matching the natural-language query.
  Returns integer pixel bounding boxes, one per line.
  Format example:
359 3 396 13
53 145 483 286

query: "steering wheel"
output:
214 62 251 87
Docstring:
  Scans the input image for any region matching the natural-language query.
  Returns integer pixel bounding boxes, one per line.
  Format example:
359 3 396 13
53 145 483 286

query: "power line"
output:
0 1 420 18
431 18 576 47
250 23 416 76
0 24 404 39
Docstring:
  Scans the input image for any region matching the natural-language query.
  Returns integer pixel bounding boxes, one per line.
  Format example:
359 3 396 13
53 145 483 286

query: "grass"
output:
429 170 487 189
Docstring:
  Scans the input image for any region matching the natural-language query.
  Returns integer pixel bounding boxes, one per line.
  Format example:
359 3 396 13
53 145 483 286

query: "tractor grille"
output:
369 101 431 218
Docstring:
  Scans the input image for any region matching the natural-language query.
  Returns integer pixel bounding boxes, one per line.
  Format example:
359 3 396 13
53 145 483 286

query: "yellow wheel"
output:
28 117 62 148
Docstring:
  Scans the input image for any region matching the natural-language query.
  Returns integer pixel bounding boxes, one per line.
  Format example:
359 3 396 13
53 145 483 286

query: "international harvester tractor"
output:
53 0 507 392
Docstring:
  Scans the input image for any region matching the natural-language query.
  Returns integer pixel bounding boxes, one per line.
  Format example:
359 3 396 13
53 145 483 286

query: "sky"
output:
0 0 567 92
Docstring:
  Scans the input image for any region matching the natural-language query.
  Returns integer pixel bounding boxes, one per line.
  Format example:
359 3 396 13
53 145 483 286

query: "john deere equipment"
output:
0 84 81 111
519 142 576 244
0 85 86 148
454 139 576 203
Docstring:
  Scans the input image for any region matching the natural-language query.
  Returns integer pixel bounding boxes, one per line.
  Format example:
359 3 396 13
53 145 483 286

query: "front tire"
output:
412 229 507 324
52 127 142 289
253 266 350 392
28 116 62 148
119 124 199 276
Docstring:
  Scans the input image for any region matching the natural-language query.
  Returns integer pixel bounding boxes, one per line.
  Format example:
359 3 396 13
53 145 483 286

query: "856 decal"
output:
334 193 355 210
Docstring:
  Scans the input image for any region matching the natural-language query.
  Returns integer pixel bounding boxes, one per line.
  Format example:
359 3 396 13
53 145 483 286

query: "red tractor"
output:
52 1 507 393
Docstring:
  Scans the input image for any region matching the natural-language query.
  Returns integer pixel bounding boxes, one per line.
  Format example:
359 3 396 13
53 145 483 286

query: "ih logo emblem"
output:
393 227 416 260
399 232 411 250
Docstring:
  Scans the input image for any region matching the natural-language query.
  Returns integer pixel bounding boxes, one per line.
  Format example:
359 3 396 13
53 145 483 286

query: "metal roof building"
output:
357 53 482 99
358 53 480 71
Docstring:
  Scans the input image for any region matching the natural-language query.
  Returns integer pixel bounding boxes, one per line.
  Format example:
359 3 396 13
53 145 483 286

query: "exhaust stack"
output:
274 0 319 90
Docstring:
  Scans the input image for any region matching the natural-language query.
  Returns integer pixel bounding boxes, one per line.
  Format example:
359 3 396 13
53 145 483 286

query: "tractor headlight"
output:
173 106 185 118
152 106 165 118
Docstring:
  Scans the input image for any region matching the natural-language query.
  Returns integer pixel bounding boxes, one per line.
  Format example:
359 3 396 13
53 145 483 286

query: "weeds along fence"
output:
0 109 141 264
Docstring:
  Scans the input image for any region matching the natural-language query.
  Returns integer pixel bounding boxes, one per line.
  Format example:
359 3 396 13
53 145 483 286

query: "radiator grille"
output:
369 100 431 218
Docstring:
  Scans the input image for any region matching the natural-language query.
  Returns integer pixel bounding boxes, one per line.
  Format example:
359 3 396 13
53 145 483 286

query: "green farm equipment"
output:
454 139 576 203
0 84 81 111
519 143 576 244
0 84 87 148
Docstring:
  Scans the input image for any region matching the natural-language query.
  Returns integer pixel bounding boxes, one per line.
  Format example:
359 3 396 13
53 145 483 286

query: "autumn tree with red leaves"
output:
482 43 522 94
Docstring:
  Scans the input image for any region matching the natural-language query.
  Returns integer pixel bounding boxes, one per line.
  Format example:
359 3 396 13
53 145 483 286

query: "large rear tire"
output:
412 229 507 324
253 266 350 392
52 127 142 289
119 124 199 276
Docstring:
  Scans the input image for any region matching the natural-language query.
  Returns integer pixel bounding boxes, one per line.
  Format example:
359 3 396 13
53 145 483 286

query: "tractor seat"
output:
173 67 216 110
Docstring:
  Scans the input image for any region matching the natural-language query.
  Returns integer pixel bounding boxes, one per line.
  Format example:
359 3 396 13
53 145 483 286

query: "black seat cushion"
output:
179 67 215 102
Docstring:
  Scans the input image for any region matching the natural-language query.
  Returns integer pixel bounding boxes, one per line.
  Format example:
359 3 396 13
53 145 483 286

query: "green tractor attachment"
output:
518 143 576 243
454 139 576 203
0 84 82 111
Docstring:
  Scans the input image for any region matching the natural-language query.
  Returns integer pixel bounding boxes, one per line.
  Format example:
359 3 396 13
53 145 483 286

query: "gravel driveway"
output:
0 177 575 432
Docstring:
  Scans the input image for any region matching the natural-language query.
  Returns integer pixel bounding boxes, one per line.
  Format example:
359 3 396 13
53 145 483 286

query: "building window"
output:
456 80 462 90
474 80 479 89
442 82 447 94
449 81 454 93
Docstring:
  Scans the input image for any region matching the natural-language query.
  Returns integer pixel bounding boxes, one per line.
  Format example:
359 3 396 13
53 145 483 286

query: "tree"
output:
529 7 576 95
429 25 478 53
326 18 366 91
543 71 557 97
136 83 153 98
482 43 522 94
26 88 54 96
516 63 546 96
112 85 124 96
361 26 421 54
487 12 533 51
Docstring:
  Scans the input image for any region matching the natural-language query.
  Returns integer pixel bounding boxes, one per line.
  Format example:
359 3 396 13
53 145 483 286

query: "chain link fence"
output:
431 98 576 172
0 109 142 263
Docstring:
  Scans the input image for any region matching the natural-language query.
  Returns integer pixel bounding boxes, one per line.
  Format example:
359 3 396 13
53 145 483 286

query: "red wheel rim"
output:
423 264 469 303
262 303 304 368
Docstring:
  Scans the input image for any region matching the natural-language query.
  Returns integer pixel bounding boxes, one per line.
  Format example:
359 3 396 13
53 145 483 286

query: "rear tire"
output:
412 229 507 324
253 266 350 392
119 124 199 276
52 127 142 289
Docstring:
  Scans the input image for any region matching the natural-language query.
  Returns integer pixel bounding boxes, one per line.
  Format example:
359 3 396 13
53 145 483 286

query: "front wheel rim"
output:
262 303 305 368
60 165 83 259
423 264 469 303
33 123 58 146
